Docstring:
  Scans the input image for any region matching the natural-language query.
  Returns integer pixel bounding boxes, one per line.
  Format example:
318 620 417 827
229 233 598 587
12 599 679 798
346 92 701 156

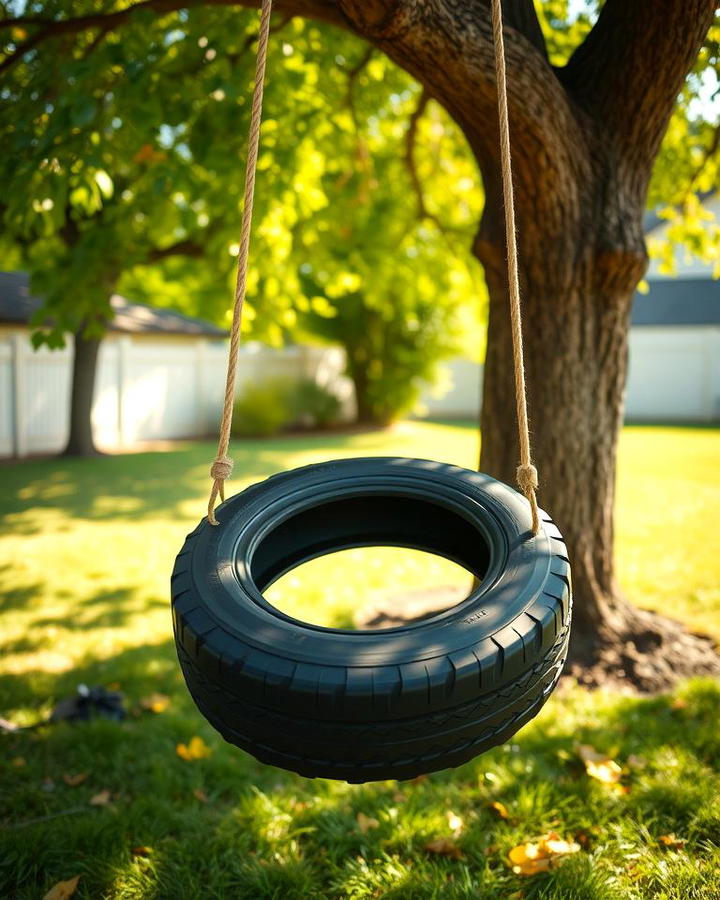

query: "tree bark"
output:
476 177 644 657
63 327 102 457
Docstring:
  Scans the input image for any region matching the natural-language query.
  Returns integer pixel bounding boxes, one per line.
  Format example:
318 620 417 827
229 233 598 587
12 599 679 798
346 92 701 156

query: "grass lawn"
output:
1 420 719 899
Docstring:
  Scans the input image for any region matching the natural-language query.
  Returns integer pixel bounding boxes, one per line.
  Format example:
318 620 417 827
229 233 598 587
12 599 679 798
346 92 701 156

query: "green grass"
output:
1 421 719 899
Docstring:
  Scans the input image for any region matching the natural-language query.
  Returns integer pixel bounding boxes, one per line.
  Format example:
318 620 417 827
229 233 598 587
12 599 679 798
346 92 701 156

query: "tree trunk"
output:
474 161 719 686
349 364 375 425
63 327 102 457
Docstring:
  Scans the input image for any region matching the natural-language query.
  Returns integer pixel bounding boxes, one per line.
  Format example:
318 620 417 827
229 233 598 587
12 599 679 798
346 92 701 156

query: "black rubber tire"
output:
172 457 572 782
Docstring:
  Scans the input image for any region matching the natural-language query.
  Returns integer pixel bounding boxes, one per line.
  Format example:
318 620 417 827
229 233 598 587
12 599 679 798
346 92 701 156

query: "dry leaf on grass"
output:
176 736 212 761
659 834 686 850
43 875 80 900
63 773 88 787
670 697 688 710
490 800 510 819
131 846 152 857
425 837 463 859
576 744 623 785
356 812 380 833
90 789 112 806
508 832 580 877
140 693 171 714
193 788 209 803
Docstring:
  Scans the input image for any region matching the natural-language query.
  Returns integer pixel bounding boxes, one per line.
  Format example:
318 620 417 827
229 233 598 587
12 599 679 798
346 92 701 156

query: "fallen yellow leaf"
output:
193 788 209 803
577 744 623 784
43 875 80 899
131 846 152 857
585 758 623 784
659 833 686 850
356 812 380 833
425 837 463 859
140 693 170 714
176 736 212 761
90 789 112 806
490 800 510 819
63 773 88 787
508 832 580 877
671 697 688 710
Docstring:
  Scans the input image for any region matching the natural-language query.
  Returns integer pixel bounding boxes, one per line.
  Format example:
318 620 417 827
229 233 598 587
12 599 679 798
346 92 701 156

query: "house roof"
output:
632 278 719 326
0 271 228 338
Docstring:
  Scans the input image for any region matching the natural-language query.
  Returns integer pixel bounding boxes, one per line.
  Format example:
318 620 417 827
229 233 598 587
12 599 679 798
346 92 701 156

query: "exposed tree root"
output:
356 589 720 695
566 607 720 693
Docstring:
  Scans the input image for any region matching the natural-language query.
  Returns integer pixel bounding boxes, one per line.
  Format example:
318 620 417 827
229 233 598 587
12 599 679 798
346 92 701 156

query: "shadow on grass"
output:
31 588 167 633
0 429 428 532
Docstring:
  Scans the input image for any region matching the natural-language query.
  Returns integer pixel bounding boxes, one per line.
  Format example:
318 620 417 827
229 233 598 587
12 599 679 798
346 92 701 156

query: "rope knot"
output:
210 456 234 482
516 463 538 494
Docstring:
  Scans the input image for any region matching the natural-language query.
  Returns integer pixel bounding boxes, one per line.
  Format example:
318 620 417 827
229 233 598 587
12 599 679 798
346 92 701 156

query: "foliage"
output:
232 377 295 437
0 422 719 898
292 377 342 429
0 6 482 358
300 279 465 424
232 375 342 436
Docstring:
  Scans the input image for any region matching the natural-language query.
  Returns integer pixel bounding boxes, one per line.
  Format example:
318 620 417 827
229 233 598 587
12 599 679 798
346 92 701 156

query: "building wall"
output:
625 326 720 422
0 330 353 457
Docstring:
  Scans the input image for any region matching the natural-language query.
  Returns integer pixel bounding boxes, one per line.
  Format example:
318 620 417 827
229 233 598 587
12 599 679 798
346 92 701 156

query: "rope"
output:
207 0 541 535
490 0 540 534
207 0 274 524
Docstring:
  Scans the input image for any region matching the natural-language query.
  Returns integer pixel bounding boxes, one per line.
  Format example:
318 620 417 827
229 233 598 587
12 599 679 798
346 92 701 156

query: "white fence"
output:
1 323 717 457
419 327 720 423
0 330 353 457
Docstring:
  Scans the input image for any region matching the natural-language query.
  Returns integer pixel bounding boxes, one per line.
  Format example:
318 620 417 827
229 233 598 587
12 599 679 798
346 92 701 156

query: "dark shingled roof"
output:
632 278 719 326
0 271 228 337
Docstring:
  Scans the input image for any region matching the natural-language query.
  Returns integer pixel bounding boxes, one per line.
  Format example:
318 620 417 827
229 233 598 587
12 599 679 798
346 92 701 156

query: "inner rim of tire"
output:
249 493 492 593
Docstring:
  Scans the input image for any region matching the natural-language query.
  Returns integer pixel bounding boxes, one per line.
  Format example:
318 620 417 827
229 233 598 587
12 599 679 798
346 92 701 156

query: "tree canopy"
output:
1 2 716 348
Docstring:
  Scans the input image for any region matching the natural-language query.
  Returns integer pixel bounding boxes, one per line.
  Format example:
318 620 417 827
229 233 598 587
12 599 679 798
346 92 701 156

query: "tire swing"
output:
172 0 572 783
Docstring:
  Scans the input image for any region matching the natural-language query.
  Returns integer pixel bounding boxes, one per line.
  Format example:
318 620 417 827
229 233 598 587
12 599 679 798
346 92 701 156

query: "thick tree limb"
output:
147 237 206 262
563 0 717 160
0 0 344 73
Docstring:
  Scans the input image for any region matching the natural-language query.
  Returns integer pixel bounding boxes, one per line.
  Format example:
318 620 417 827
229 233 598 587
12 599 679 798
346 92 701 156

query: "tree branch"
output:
147 237 206 262
0 0 345 74
563 0 717 159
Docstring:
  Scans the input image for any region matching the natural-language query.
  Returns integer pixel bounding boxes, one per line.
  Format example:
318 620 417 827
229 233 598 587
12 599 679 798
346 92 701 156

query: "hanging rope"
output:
490 0 540 534
207 0 274 524
207 0 540 534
